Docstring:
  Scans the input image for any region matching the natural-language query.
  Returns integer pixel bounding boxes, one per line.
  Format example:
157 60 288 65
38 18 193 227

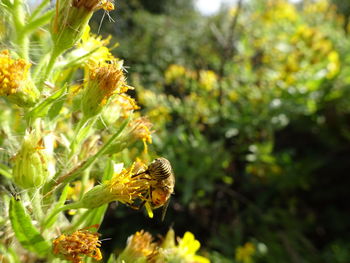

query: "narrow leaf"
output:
9 198 51 257
45 184 70 229
26 84 67 120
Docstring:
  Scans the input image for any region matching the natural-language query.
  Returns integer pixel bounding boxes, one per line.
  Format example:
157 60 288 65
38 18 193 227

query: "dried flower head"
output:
81 61 129 118
52 225 102 263
0 50 39 106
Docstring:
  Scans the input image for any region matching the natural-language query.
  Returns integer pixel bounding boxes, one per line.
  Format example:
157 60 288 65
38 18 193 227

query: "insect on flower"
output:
132 157 175 221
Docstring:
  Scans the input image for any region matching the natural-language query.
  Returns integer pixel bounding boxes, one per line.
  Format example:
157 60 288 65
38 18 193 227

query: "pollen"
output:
52 225 102 263
0 50 31 96
106 161 150 205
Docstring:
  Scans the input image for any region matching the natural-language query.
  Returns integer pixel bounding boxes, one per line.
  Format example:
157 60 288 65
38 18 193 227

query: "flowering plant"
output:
0 0 209 262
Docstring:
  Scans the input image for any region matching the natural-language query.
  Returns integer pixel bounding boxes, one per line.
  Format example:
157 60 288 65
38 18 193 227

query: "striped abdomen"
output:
148 157 173 180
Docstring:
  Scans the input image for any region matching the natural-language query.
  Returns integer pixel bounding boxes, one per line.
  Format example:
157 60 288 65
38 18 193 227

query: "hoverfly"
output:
132 157 175 221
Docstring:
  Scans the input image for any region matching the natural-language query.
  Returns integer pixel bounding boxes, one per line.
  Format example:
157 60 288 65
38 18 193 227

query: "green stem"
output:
28 0 50 21
79 169 90 199
40 50 60 89
16 33 29 61
43 201 83 229
42 117 130 199
69 210 91 231
58 117 130 188
68 116 97 161
12 0 30 60
24 10 55 34
28 190 44 223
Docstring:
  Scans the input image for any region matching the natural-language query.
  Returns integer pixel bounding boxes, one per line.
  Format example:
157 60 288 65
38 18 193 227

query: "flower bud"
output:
50 0 114 55
0 50 39 107
81 61 128 118
12 131 51 189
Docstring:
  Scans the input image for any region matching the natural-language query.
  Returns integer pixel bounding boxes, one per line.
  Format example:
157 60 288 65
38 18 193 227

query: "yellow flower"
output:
327 51 340 79
52 225 102 263
157 229 210 263
79 161 150 209
69 25 116 66
127 117 153 153
235 242 256 263
177 232 210 263
164 64 195 86
0 50 39 106
81 61 129 118
198 70 218 92
263 0 297 23
67 179 95 201
100 94 139 126
117 230 158 262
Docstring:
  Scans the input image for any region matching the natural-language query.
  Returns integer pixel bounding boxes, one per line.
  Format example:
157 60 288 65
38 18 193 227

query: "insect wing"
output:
161 198 171 221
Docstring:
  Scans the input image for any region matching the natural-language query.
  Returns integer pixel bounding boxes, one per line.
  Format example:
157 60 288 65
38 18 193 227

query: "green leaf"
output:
48 94 67 120
61 117 130 186
107 253 116 263
26 84 67 120
45 184 70 229
84 204 109 229
102 159 116 182
9 198 51 257
0 163 12 179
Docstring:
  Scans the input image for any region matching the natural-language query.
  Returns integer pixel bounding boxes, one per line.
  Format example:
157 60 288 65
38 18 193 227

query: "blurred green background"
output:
91 0 350 262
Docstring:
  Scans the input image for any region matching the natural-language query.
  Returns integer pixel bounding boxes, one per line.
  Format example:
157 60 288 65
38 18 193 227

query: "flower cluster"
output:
52 225 102 263
117 229 210 263
0 50 39 106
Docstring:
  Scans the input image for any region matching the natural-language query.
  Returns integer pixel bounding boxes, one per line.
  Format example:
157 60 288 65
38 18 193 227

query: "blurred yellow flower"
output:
117 230 158 262
0 50 39 106
158 229 210 263
177 232 210 263
263 0 297 23
147 106 171 125
327 51 340 79
0 50 30 96
165 64 187 84
304 0 329 14
199 70 218 92
235 242 256 263
67 179 95 201
128 117 153 153
71 25 116 66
